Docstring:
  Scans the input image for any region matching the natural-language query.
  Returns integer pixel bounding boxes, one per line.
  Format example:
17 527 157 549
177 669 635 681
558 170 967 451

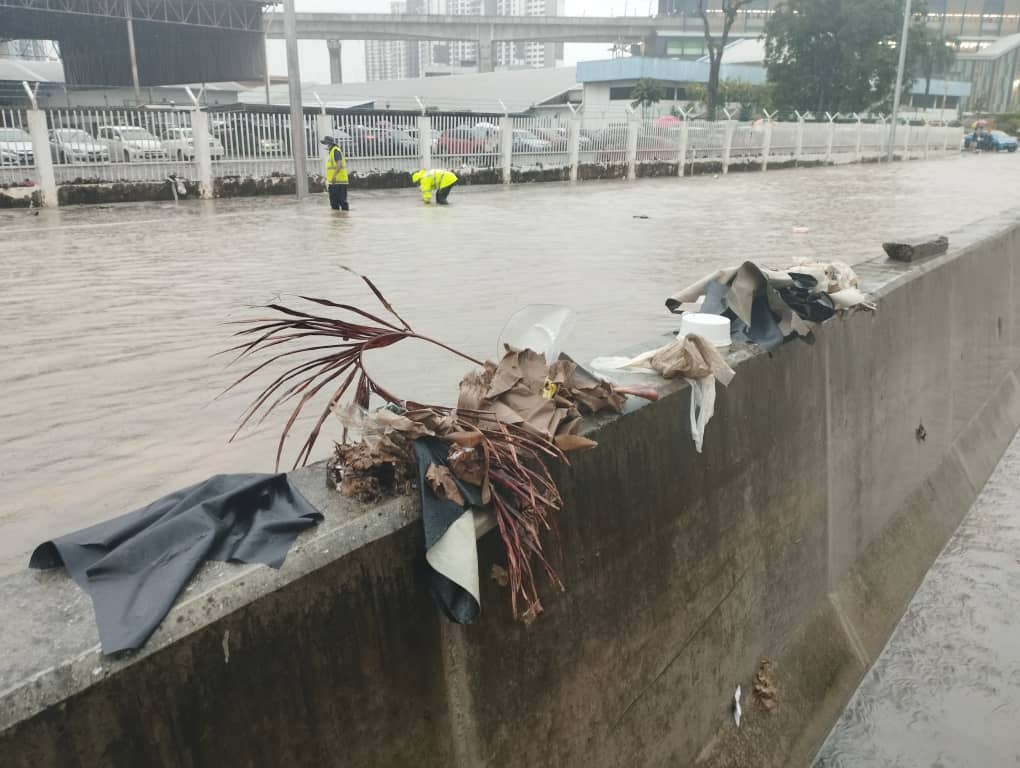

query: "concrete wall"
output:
3 212 1020 767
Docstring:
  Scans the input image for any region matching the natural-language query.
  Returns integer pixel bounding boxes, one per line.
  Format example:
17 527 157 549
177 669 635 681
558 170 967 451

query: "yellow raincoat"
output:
412 169 458 203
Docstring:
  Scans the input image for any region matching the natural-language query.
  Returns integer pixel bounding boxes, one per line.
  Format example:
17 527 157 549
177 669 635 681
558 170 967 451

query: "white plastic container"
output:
679 313 731 348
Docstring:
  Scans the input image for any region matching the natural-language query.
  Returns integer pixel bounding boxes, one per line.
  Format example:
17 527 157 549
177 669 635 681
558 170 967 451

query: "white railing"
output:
0 108 36 189
5 105 965 206
510 116 570 171
47 107 194 184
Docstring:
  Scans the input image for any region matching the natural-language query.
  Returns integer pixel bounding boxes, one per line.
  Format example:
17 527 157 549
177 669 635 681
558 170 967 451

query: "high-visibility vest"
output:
326 145 348 184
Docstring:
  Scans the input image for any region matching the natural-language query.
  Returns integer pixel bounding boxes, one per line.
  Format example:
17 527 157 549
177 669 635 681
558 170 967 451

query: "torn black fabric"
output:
413 437 484 624
779 273 837 323
30 474 322 655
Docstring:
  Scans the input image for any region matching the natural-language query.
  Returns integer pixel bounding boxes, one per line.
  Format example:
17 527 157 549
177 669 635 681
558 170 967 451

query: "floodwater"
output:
814 430 1020 768
1 155 1019 580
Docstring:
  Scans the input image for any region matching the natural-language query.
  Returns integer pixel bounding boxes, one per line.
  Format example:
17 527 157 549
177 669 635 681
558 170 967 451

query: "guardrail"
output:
0 106 965 206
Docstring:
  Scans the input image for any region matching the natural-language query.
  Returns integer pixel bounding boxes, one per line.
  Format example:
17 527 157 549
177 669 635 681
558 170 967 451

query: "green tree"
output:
911 26 957 98
697 0 756 120
764 0 923 114
631 77 663 117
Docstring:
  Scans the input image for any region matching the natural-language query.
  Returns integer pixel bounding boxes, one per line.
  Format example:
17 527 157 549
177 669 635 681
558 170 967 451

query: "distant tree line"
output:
692 0 958 117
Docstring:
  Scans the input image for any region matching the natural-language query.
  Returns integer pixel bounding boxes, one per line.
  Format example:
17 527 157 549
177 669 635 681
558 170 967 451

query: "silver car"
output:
0 127 34 166
49 128 110 164
97 125 168 162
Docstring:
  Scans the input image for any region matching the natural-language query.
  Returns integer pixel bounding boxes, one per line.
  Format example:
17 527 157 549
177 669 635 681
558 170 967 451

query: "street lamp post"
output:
888 0 913 162
283 0 307 199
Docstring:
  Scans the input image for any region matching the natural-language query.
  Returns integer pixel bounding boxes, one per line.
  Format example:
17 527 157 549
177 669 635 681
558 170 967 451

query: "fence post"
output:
761 109 775 172
499 115 513 184
794 111 805 165
26 108 57 207
417 114 432 170
923 119 931 159
678 110 690 177
721 108 736 174
854 113 863 163
625 115 639 181
902 121 910 161
943 122 951 153
567 116 580 182
191 108 214 199
825 112 837 164
876 115 887 161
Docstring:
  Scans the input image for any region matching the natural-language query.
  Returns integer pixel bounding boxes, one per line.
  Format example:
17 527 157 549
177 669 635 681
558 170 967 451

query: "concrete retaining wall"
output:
2 212 1020 767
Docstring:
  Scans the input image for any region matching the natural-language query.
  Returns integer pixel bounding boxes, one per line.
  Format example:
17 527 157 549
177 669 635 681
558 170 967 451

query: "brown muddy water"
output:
1 156 1018 580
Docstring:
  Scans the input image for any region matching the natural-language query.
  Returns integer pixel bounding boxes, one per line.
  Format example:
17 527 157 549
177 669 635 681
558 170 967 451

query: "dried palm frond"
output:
222 269 482 470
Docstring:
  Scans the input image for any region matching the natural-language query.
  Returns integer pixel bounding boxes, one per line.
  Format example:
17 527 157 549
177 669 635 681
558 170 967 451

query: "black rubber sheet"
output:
413 437 485 624
30 473 322 655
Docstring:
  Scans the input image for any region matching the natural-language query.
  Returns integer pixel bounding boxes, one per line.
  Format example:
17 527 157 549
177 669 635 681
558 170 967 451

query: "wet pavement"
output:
2 154 1020 579
813 429 1020 768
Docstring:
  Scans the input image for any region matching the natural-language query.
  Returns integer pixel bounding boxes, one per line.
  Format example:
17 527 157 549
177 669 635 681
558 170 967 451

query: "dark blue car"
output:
964 130 1018 152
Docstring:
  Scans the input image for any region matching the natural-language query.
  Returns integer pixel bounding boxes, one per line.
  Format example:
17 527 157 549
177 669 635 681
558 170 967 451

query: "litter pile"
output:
225 275 645 626
665 259 874 351
330 348 626 623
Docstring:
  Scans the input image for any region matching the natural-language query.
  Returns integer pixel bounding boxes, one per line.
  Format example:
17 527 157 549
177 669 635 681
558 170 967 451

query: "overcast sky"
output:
266 0 655 84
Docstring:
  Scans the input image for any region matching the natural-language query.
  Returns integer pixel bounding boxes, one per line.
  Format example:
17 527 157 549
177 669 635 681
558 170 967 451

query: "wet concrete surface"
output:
813 428 1020 768
1 154 1019 579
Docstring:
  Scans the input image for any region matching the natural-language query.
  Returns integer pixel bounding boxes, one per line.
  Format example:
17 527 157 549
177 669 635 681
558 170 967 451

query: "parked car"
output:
375 127 418 156
964 129 1018 152
436 126 488 157
531 127 569 151
511 129 553 153
346 125 381 156
97 125 168 162
593 125 676 162
0 127 34 166
160 127 226 160
49 128 110 164
213 115 285 157
405 127 440 153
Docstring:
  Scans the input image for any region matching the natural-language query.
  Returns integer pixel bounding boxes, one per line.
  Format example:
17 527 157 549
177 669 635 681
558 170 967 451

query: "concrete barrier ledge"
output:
2 209 1020 767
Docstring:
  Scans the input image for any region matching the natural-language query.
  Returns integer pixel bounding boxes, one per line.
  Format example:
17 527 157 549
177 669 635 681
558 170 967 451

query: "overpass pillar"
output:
327 40 343 84
478 27 495 73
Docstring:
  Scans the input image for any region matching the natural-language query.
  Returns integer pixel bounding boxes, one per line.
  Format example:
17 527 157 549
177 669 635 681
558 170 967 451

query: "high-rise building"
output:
365 1 427 82
442 0 564 71
366 0 564 81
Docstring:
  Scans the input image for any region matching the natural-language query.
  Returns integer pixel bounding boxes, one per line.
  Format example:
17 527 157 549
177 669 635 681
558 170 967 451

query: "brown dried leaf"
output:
520 598 543 626
555 434 599 452
490 564 509 587
425 463 465 506
449 444 485 485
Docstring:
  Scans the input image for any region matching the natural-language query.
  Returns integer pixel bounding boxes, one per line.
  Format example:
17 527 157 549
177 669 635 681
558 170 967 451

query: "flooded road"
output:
1 155 1019 578
814 429 1020 768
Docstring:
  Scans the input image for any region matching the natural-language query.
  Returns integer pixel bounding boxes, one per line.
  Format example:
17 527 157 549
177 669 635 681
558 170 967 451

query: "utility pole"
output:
888 0 913 162
283 0 307 199
124 0 141 104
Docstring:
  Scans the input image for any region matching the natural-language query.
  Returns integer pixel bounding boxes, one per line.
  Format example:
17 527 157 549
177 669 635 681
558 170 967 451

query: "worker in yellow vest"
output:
412 169 458 205
320 135 349 211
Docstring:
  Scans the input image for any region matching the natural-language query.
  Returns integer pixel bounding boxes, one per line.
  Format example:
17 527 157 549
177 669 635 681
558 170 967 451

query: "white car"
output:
161 127 226 161
97 125 168 162
49 128 110 164
0 127 34 166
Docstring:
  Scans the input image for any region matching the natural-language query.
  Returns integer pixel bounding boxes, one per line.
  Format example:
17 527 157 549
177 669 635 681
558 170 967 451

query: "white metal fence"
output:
0 108 34 188
2 106 967 205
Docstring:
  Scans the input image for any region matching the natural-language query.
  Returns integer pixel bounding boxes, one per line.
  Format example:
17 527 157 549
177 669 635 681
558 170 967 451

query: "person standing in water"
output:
320 135 349 211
